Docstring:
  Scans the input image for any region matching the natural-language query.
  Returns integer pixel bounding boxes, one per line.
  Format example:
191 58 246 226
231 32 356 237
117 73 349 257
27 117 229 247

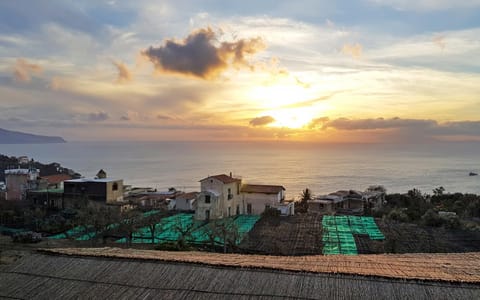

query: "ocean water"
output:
1 141 480 199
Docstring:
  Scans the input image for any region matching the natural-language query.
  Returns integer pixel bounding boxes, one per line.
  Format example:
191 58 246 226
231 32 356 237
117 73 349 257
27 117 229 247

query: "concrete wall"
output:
242 192 280 215
176 198 195 211
195 191 221 220
105 180 124 203
64 180 124 204
5 174 29 201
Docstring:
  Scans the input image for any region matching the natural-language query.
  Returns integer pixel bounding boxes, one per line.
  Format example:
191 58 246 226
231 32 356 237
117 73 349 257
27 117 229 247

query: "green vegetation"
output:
296 188 312 213
373 187 480 231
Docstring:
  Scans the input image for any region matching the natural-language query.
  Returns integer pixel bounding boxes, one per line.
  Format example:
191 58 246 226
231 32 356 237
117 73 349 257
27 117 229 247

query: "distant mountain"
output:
0 128 66 144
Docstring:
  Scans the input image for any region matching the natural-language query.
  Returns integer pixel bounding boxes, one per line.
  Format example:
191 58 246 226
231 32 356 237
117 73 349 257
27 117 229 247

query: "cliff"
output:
0 128 66 144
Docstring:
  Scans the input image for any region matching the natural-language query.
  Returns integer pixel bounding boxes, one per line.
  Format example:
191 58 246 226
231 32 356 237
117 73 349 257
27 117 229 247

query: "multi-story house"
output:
195 174 242 220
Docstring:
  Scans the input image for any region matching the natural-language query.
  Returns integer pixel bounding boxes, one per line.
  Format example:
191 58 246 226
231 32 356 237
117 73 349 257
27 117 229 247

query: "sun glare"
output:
267 107 317 129
247 82 333 129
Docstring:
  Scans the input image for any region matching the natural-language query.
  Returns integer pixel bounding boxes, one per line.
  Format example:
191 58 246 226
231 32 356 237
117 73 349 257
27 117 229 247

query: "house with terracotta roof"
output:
40 174 72 189
241 184 293 215
195 173 242 220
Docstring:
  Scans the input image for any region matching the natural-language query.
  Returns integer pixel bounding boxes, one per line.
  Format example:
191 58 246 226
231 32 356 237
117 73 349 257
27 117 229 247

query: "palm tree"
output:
297 188 312 213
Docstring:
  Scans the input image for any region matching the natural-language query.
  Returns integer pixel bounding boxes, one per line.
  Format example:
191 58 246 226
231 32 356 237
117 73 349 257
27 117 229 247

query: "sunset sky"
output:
1 0 480 143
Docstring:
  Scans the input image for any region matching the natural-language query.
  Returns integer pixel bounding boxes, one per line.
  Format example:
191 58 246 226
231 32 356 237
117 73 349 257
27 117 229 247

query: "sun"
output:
266 107 317 129
246 79 332 129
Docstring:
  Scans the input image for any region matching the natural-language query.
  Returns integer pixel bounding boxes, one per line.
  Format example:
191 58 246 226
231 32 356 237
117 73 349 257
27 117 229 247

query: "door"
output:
247 203 252 214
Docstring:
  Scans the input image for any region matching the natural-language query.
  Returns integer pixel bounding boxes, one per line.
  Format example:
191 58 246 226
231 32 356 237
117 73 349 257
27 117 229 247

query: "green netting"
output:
322 216 384 255
48 210 163 241
117 213 200 244
48 225 93 239
118 214 260 246
0 226 28 235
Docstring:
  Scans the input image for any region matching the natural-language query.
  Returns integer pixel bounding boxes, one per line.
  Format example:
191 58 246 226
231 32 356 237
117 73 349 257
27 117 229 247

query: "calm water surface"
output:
1 141 479 198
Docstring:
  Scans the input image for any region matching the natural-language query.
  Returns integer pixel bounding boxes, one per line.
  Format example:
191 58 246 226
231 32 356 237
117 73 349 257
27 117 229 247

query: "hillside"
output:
0 154 81 182
0 128 65 144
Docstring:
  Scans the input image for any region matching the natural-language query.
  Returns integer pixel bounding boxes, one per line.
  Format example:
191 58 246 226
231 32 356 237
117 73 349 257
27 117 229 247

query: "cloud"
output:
112 60 133 84
367 0 480 11
142 27 265 79
294 76 311 88
432 35 446 50
308 117 437 131
87 112 109 122
281 93 339 109
249 115 275 127
157 114 173 120
341 43 363 59
13 58 42 82
48 77 63 90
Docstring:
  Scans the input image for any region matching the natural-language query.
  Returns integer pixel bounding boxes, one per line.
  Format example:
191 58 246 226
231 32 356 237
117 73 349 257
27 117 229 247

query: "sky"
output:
1 0 480 143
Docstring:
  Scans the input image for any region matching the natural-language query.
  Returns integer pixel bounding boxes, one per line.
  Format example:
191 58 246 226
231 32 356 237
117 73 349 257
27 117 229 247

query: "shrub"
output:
421 209 442 227
386 208 409 222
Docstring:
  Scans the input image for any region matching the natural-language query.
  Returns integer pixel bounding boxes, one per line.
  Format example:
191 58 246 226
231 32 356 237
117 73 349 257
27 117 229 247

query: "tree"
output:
296 188 312 213
118 209 142 247
204 217 240 253
433 186 445 197
142 211 166 244
172 215 196 250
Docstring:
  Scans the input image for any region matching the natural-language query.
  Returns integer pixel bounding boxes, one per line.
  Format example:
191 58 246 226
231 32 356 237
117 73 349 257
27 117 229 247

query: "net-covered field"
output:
322 216 385 255
116 213 260 246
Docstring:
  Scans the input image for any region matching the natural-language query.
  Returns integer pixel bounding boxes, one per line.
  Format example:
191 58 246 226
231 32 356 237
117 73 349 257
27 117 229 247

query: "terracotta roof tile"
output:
200 174 241 184
41 174 73 184
241 184 285 194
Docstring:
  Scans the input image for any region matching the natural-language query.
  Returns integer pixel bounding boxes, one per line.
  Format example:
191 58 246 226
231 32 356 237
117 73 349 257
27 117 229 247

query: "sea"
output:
1 141 480 199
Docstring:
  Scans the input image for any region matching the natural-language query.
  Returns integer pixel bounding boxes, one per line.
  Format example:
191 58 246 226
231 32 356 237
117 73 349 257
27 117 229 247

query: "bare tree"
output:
172 215 196 250
208 217 239 253
142 211 166 244
118 209 142 247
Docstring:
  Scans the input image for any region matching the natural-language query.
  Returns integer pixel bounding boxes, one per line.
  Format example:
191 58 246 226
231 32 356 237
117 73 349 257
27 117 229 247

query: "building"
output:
27 188 64 210
308 187 386 215
241 184 293 215
174 191 198 211
17 156 29 165
195 174 242 220
4 167 40 201
63 170 124 208
40 174 72 189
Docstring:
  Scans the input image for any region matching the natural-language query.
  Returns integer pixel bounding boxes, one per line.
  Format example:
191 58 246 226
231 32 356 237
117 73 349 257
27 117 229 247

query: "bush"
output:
386 208 409 222
262 207 281 217
421 209 442 227
154 242 192 251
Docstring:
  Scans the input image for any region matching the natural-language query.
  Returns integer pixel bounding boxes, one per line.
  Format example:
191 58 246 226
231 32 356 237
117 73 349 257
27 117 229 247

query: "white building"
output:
175 192 198 211
195 174 242 221
241 184 291 215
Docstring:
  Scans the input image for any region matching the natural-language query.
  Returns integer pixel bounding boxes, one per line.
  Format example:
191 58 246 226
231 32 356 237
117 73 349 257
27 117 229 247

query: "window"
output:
236 205 240 215
205 195 211 203
205 210 210 220
228 207 231 216
227 188 232 199
247 203 252 214
112 182 118 191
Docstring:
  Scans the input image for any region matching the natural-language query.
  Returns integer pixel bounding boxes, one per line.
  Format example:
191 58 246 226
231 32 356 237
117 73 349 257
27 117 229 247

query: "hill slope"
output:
0 128 65 144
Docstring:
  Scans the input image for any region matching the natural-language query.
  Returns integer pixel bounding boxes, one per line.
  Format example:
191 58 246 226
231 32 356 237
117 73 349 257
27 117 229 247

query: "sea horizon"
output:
2 140 480 199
